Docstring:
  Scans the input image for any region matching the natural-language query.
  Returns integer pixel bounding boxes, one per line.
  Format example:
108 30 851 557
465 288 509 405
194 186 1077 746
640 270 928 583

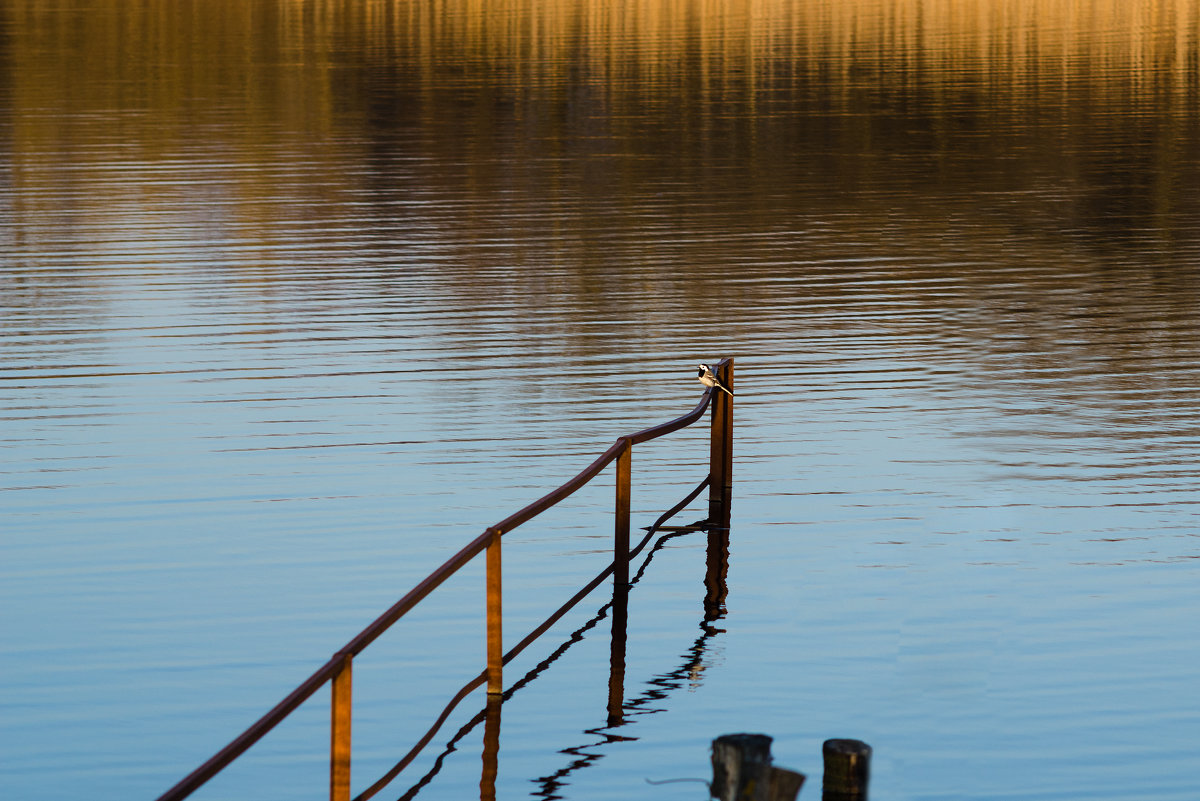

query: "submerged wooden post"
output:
768 765 806 801
704 358 733 625
614 439 631 587
822 738 871 800
607 438 632 726
330 652 352 801
708 358 733 530
486 529 503 696
712 733 772 801
711 733 804 801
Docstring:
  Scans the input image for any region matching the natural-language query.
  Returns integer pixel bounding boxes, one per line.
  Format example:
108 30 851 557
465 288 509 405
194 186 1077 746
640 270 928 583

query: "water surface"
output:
2 2 1200 799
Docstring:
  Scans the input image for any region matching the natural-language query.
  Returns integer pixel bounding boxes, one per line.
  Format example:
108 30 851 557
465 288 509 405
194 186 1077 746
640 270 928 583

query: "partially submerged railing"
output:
156 358 734 801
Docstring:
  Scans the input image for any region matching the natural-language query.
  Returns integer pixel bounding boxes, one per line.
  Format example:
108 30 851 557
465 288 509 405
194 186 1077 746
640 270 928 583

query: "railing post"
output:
614 438 632 587
708 358 734 529
330 652 352 801
486 529 503 696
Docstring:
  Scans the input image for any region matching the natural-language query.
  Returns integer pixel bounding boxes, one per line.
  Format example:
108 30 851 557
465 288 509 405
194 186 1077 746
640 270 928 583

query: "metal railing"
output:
156 358 734 801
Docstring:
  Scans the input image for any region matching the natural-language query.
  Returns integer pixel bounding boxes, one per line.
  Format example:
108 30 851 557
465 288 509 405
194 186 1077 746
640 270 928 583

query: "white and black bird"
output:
697 363 733 397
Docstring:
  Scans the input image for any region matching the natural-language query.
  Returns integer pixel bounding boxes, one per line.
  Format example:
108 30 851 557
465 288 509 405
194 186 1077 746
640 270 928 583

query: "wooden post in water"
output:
822 739 871 801
712 733 772 801
711 733 804 801
707 358 733 530
486 530 503 696
768 765 807 801
330 652 352 801
614 439 631 588
607 438 632 726
704 358 733 624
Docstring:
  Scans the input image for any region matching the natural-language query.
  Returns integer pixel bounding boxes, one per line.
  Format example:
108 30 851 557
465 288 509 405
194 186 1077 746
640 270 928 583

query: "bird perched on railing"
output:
697 364 733 397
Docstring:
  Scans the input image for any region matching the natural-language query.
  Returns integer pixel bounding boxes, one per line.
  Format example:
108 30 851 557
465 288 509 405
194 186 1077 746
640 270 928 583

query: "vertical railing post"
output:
708 358 734 529
609 438 632 727
330 652 352 801
486 529 503 696
614 438 632 588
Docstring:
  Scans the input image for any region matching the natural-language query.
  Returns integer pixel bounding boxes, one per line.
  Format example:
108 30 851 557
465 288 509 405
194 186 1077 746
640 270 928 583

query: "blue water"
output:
3 2 1200 799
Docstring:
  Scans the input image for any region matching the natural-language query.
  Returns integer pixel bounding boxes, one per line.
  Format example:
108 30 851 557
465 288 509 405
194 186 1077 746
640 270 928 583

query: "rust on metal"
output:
628 389 712 444
155 656 344 801
343 528 494 658
488 438 626 536
486 529 503 695
331 653 353 801
708 359 734 530
614 438 632 587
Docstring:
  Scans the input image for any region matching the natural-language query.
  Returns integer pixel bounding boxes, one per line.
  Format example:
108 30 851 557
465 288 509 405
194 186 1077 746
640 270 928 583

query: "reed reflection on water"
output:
2 2 1200 800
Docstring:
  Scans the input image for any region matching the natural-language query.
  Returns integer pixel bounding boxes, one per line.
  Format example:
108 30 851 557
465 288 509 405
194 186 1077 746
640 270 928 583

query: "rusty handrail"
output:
155 358 733 801
488 439 627 536
355 473 713 801
628 390 711 444
154 528 498 801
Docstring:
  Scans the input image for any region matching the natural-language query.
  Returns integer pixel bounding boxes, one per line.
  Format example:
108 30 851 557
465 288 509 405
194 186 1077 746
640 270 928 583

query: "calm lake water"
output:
3 1 1200 799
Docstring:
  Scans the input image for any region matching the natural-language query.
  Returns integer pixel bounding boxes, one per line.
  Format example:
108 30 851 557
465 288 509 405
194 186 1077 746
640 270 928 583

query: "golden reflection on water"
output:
4 0 1199 324
4 1 1195 215
4 0 1198 414
383 0 1200 94
6 0 1198 130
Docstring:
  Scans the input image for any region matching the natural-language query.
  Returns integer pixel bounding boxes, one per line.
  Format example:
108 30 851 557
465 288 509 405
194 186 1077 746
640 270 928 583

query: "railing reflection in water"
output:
384 514 728 801
156 358 734 801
